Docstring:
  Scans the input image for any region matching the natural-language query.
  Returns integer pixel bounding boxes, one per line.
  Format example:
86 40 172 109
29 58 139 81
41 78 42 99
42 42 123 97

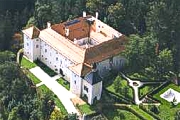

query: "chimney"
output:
83 11 86 17
74 38 77 44
65 28 69 36
47 22 51 28
96 12 99 19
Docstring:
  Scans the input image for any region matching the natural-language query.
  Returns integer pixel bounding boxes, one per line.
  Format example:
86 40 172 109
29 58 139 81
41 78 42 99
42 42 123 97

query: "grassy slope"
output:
103 108 140 120
38 85 68 115
21 57 37 69
106 78 133 100
21 57 68 116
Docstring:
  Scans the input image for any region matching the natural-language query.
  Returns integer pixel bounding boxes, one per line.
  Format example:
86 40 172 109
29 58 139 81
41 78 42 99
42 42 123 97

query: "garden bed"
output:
56 78 70 90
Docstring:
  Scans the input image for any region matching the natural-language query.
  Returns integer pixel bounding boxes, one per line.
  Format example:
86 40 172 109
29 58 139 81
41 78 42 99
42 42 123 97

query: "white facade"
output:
82 80 102 104
70 72 83 97
23 34 40 61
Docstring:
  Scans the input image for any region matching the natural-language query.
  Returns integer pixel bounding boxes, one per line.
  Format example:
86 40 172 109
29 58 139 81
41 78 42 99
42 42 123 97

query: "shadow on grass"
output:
35 60 57 77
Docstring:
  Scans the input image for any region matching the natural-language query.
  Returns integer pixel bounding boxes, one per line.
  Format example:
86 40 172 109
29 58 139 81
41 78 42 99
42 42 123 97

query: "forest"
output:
0 0 180 120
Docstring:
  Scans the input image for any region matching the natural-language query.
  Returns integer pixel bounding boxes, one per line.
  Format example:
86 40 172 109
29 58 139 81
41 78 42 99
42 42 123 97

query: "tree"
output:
175 110 180 120
148 0 180 74
153 49 173 80
49 108 64 120
122 34 157 73
0 51 49 120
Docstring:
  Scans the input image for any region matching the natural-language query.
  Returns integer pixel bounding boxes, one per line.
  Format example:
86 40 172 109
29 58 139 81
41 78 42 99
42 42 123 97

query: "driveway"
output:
30 66 79 115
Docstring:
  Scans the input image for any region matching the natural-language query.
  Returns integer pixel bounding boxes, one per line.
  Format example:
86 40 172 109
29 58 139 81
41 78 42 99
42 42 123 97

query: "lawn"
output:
57 78 70 90
131 105 154 120
38 85 68 115
77 104 96 115
153 83 180 105
106 76 134 100
139 85 159 98
27 71 41 84
103 107 140 120
21 57 37 69
152 83 180 120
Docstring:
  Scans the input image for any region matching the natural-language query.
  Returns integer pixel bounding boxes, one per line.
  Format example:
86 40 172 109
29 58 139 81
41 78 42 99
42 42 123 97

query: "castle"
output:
22 12 126 104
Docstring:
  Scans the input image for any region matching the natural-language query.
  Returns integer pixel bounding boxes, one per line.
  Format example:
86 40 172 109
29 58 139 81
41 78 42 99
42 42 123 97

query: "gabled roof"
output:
68 63 92 76
39 28 85 64
22 26 40 39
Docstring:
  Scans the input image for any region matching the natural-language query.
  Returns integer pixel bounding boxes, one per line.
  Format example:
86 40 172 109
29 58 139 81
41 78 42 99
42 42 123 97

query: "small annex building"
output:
22 12 127 104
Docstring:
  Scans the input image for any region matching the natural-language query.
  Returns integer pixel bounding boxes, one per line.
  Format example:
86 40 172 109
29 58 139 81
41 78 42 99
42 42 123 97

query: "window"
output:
36 39 39 41
42 55 43 57
45 49 47 52
45 58 47 60
74 80 76 84
84 86 88 93
36 45 39 48
27 43 29 46
56 57 58 61
109 57 113 65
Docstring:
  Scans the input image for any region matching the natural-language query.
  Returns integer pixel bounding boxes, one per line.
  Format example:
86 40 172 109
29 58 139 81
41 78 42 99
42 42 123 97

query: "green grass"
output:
153 83 180 106
57 78 70 90
21 57 37 69
35 60 57 77
139 85 159 98
27 72 41 84
38 85 68 115
131 105 154 120
77 104 96 115
54 96 68 115
103 108 140 120
152 83 180 120
106 77 133 100
21 57 67 116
